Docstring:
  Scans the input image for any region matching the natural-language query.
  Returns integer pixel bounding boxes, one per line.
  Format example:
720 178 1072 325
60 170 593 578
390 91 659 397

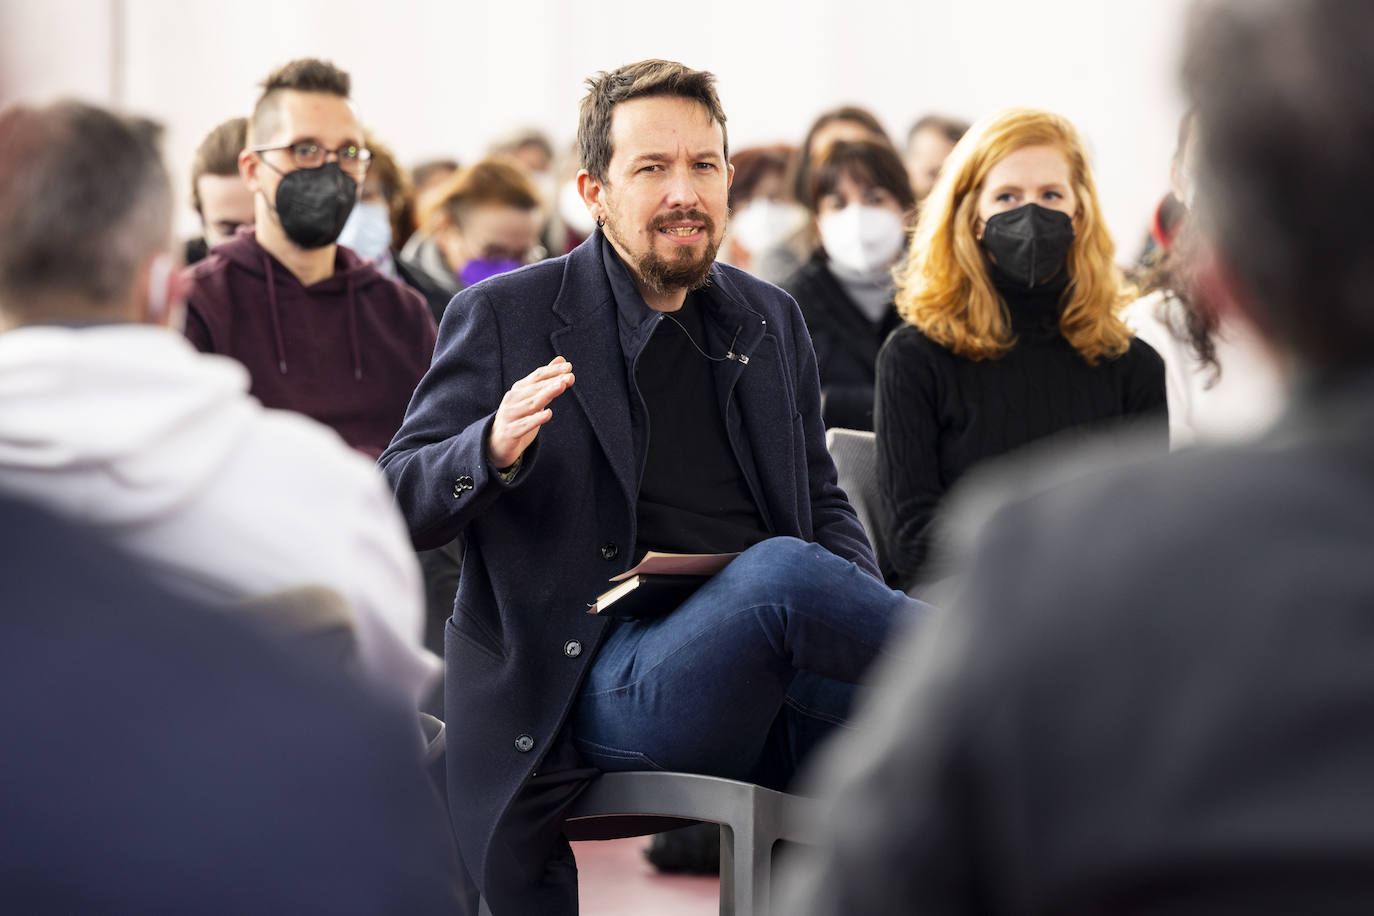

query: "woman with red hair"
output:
875 108 1167 591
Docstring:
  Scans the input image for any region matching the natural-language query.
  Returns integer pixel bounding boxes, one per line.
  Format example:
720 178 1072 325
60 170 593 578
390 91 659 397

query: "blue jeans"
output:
570 536 927 789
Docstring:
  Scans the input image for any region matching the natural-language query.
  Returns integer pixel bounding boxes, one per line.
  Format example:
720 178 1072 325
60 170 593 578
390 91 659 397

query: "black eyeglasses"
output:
250 140 371 176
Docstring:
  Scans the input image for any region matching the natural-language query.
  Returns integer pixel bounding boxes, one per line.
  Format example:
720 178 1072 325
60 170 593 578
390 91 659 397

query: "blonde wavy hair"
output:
894 108 1134 364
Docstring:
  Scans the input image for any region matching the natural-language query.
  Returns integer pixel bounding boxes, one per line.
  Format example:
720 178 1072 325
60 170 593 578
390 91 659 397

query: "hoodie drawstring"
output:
346 274 362 382
263 254 288 375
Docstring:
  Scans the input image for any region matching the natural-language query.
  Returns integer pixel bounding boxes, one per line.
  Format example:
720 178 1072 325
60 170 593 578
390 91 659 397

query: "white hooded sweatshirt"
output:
0 324 438 702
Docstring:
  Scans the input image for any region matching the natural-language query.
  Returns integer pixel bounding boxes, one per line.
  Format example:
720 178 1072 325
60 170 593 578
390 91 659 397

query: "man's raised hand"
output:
486 356 575 470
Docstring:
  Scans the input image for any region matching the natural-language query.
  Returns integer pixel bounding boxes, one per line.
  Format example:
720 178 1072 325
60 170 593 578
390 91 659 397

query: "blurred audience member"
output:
337 128 408 273
1125 109 1285 446
755 106 894 284
790 105 894 209
903 113 969 202
875 108 1165 591
185 116 252 264
0 99 436 704
400 157 544 324
782 140 914 430
489 126 556 198
783 3 1374 912
407 156 460 239
722 143 809 277
0 494 462 914
182 58 437 459
546 140 597 255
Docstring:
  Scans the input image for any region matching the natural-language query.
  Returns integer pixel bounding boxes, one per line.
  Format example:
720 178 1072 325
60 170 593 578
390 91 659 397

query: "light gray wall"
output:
1 0 1192 253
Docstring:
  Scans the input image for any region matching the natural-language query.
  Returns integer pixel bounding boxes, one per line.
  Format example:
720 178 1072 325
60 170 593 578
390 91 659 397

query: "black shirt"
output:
634 290 770 554
873 263 1168 589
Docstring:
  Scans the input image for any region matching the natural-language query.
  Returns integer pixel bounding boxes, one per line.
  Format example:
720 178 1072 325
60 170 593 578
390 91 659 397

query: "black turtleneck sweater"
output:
872 265 1167 590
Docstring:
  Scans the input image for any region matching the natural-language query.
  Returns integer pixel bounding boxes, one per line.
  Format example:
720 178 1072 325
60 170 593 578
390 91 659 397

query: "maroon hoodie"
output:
183 230 437 458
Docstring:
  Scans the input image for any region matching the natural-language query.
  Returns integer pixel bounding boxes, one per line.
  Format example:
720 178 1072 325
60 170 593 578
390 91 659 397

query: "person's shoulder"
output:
242 403 386 491
879 320 946 361
777 254 830 298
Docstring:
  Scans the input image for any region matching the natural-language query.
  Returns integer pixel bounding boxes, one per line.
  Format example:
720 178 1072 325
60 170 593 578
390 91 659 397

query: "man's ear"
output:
726 161 735 191
239 148 260 192
577 169 602 222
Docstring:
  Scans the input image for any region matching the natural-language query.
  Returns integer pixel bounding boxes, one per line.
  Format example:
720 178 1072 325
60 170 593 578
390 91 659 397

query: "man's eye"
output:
340 145 360 161
694 162 716 171
640 165 661 173
292 142 321 157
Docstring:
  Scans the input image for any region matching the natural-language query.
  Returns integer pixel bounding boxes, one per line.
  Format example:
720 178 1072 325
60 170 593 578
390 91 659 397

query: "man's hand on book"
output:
487 356 575 470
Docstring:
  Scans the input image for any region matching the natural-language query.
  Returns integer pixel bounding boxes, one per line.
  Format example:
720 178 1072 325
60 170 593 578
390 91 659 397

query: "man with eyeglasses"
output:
183 58 437 459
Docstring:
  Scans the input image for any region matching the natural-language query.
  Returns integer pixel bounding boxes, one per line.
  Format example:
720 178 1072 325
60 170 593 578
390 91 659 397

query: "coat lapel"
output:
549 240 638 508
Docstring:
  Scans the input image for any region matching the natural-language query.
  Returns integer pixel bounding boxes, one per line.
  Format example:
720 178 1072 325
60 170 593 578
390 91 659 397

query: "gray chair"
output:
825 427 879 542
477 770 819 916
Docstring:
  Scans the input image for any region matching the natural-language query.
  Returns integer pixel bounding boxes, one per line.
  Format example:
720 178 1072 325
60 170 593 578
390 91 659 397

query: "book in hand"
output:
588 551 739 619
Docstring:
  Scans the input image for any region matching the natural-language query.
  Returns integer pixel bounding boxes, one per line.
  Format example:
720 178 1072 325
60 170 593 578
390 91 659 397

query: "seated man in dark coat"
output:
380 59 926 913
778 1 1374 913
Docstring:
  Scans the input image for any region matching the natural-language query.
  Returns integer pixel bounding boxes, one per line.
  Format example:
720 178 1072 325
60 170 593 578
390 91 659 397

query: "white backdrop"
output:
1 0 1193 252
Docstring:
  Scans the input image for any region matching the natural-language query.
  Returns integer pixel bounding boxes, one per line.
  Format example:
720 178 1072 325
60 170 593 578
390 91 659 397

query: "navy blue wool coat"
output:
379 232 878 909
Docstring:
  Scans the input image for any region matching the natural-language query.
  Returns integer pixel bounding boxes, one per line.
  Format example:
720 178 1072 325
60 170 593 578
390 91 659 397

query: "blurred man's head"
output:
1185 0 1374 370
190 116 253 248
904 114 968 201
242 58 364 252
0 100 175 329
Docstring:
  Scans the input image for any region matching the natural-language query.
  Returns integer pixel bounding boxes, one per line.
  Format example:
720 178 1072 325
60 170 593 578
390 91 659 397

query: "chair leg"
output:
722 817 769 916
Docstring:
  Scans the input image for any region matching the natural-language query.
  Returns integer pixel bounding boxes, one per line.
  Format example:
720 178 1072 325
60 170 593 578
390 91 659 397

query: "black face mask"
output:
272 161 357 249
980 203 1075 288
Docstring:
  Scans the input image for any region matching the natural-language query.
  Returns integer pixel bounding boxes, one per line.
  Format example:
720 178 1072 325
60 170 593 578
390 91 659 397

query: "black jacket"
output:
785 372 1374 915
781 254 901 432
379 232 875 913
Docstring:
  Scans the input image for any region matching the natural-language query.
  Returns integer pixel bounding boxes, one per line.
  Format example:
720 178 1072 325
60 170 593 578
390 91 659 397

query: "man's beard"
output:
605 208 720 297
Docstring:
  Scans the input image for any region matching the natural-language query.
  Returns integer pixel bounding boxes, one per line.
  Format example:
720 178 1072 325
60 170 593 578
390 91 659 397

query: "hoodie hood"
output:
0 324 261 526
205 230 394 380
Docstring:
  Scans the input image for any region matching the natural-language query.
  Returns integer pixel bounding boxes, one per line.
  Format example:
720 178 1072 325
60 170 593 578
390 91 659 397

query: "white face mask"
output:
337 200 393 262
558 180 598 236
817 205 907 277
729 199 809 256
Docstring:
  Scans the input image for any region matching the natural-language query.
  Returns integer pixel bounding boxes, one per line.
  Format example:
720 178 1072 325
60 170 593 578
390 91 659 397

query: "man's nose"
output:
663 165 701 209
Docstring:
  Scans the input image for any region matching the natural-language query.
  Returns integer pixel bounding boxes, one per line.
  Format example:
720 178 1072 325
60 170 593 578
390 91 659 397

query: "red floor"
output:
575 837 719 915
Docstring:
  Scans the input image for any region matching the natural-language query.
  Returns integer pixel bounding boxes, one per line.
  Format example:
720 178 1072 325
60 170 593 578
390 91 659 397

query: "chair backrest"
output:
826 428 879 542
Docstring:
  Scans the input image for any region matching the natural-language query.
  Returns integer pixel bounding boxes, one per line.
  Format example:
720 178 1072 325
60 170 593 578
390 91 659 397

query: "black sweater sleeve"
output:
874 326 946 590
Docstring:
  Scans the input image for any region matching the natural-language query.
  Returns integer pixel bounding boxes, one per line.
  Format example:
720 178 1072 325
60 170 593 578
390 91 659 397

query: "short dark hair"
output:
578 59 728 184
790 106 893 207
250 58 351 145
1184 0 1374 368
189 116 247 215
0 100 170 323
808 140 916 215
906 114 970 149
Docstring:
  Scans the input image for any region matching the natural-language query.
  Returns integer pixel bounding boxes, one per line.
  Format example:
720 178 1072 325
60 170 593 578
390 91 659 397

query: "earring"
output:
596 215 606 228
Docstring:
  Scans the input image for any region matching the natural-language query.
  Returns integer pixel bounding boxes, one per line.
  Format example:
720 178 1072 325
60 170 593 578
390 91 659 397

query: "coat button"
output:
563 639 582 658
600 542 618 561
515 734 535 753
452 475 474 498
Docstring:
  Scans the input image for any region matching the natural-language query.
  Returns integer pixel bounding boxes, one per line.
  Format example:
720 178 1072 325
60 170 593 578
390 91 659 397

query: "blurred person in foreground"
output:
398 157 545 324
380 58 924 913
781 139 915 431
183 58 437 459
0 99 437 706
185 116 253 264
1125 109 1285 446
903 113 969 203
873 108 1166 592
781 1 1374 912
0 494 462 913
